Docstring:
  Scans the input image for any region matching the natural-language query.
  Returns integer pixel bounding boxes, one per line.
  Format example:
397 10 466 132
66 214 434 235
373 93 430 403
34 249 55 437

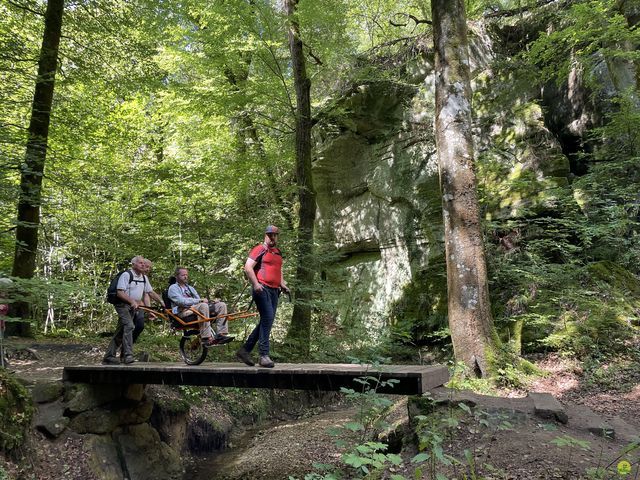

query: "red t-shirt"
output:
249 244 283 289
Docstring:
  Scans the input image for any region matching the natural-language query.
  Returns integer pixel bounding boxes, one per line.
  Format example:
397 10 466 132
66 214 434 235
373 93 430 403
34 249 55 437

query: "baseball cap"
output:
265 225 279 234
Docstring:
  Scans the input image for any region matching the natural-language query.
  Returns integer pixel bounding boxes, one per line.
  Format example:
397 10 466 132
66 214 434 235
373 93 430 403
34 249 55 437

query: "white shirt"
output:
116 270 152 302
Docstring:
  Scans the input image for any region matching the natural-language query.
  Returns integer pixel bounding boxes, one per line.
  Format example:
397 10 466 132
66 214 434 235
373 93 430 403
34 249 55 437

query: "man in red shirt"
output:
237 225 289 368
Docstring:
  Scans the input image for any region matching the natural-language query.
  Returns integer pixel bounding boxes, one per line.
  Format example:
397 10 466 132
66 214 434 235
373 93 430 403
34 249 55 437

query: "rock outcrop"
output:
312 13 636 340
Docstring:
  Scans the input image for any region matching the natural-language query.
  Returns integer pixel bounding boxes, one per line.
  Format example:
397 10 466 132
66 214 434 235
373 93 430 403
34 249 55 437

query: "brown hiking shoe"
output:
236 347 255 366
102 356 119 365
258 355 275 368
123 355 136 364
214 334 235 345
202 337 217 347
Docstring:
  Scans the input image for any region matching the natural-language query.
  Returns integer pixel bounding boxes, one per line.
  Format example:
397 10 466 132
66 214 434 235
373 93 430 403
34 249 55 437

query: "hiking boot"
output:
236 347 255 366
202 337 218 347
123 355 135 364
258 355 275 368
102 356 119 365
214 334 235 345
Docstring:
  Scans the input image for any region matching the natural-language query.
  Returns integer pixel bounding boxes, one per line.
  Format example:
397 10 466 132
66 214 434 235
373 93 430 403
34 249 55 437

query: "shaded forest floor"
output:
1 337 639 479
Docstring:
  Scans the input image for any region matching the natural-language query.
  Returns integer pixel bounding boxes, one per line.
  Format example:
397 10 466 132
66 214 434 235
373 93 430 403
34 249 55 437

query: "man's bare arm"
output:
117 290 139 309
244 258 263 292
280 271 289 293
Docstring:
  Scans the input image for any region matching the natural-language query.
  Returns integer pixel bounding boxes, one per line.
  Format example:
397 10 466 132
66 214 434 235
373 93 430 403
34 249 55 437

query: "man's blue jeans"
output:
244 285 279 356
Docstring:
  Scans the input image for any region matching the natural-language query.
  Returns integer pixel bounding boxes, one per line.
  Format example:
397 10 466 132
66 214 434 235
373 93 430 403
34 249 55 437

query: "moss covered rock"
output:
84 434 124 480
0 369 34 452
65 383 122 413
32 380 64 404
588 261 640 298
534 261 640 356
116 424 183 480
69 408 120 434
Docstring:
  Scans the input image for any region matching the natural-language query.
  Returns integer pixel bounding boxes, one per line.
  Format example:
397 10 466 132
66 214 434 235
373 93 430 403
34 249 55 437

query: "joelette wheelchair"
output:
138 291 258 365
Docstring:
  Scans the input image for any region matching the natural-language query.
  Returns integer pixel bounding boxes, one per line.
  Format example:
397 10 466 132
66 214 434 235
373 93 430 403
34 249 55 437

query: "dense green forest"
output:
1 0 639 379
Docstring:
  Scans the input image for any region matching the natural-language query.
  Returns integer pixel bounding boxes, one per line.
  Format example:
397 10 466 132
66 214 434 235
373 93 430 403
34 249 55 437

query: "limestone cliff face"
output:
312 18 634 339
313 74 446 338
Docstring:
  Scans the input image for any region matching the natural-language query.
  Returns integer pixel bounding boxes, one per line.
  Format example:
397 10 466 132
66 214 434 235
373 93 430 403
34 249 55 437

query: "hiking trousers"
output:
104 304 136 360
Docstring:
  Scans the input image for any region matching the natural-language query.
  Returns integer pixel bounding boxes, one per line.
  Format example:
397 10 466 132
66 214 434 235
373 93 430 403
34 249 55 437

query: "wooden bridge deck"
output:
63 362 449 395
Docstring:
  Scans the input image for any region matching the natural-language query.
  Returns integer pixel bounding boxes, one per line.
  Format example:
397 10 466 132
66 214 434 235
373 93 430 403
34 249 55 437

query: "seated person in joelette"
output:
167 267 233 346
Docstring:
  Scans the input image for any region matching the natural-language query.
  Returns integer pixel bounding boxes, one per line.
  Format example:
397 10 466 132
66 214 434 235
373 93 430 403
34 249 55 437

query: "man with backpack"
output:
236 225 289 368
103 256 163 365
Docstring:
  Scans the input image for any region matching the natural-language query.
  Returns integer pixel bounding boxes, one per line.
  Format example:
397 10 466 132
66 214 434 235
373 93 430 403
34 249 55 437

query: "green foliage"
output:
0 369 34 452
465 0 541 19
551 434 591 450
0 276 93 332
388 265 449 348
446 362 495 394
0 464 9 480
484 159 640 358
583 441 640 479
178 385 203 404
550 434 592 469
292 369 428 479
337 359 398 443
588 92 640 159
524 1 640 88
471 0 640 364
0 0 638 392
207 387 270 423
491 345 540 388
154 394 190 415
412 400 514 479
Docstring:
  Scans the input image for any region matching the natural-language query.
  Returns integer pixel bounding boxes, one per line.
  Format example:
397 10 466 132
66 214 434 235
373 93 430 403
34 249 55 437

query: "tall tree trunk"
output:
284 0 316 356
9 0 64 336
431 0 499 377
224 67 295 231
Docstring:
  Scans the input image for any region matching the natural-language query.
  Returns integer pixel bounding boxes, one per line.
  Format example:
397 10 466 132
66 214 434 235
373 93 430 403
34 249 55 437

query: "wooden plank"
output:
63 362 449 395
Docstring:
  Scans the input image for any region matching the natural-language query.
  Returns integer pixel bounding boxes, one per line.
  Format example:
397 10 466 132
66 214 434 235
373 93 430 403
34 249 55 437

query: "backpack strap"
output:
127 270 147 286
253 246 269 273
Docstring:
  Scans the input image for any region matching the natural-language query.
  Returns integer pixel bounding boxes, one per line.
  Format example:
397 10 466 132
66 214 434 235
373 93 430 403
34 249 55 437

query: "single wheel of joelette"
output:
179 333 208 365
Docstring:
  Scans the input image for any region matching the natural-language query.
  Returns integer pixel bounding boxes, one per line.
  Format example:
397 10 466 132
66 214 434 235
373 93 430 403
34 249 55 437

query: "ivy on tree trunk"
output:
431 0 500 377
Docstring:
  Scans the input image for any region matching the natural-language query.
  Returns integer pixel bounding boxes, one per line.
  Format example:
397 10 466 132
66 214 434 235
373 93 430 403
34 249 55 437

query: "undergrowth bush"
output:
485 152 640 360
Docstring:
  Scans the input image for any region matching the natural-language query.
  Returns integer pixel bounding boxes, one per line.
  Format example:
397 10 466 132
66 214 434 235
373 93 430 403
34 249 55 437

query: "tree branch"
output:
389 12 432 31
367 35 421 54
304 44 323 66
0 55 39 63
250 110 294 134
6 0 44 16
0 123 28 130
